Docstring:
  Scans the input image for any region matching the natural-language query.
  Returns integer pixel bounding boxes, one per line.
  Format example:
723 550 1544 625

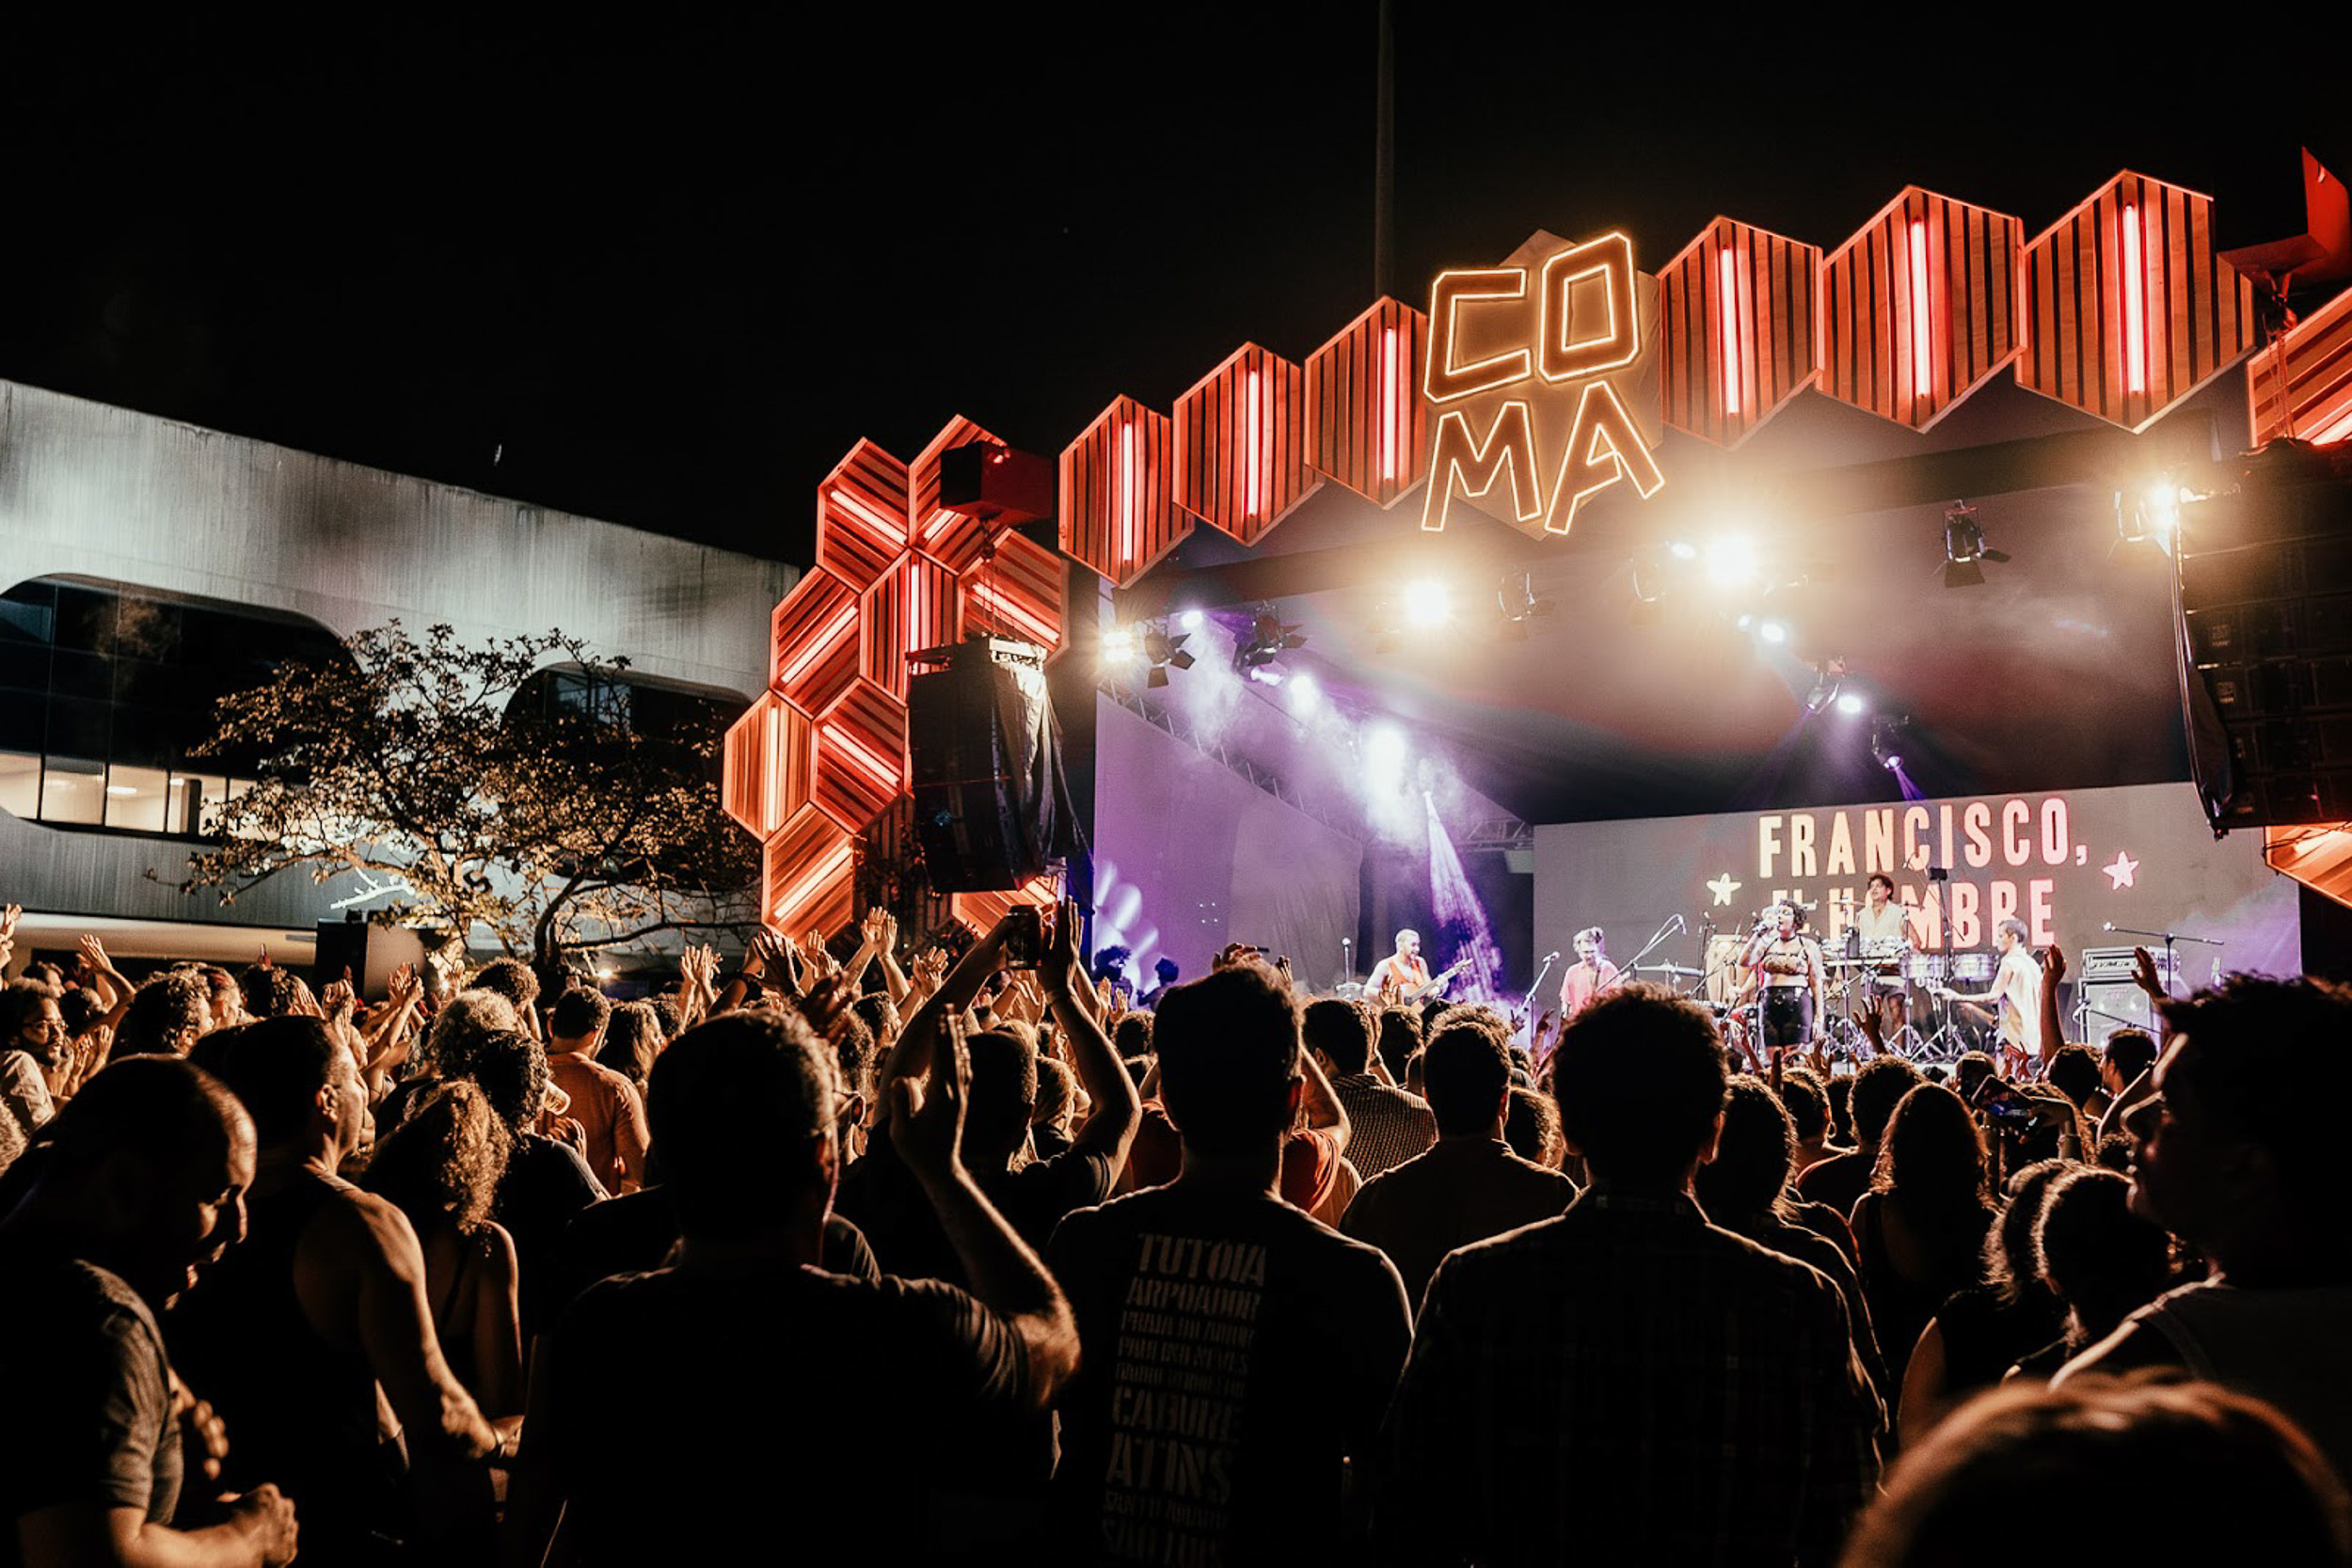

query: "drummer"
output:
1853 872 1913 1039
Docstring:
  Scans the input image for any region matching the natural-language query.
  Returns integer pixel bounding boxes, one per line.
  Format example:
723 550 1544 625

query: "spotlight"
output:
1941 502 2010 589
1758 620 1788 644
1496 571 1556 640
1870 716 1913 773
1101 626 1138 665
1233 608 1306 675
1286 673 1319 713
2117 477 2189 553
1667 540 1699 562
1141 622 1196 689
1804 657 1849 714
1403 578 1452 628
1707 536 1759 587
1179 609 1204 630
1835 691 1866 717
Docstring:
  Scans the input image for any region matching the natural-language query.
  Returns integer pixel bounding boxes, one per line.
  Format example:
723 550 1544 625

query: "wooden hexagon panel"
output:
721 690 812 840
1305 296 1427 507
763 802 856 938
816 440 912 591
813 677 909 833
2250 283 2352 447
861 553 960 702
912 416 1011 575
1659 216 1821 449
770 567 862 718
959 528 1065 661
1820 187 2023 433
2018 171 2260 434
1060 396 1189 588
949 872 1062 937
1174 342 1321 546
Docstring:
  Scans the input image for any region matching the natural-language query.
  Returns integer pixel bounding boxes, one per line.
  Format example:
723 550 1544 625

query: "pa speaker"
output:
2178 446 2352 830
908 636 1071 894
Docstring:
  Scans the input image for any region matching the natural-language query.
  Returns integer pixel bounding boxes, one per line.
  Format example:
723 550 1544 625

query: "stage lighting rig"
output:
1804 657 1850 715
1941 502 2010 588
1233 607 1305 676
1141 621 1195 689
1495 571 1556 641
1870 715 1913 772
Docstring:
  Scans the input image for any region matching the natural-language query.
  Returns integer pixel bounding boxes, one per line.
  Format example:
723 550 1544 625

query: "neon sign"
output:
1420 230 1664 537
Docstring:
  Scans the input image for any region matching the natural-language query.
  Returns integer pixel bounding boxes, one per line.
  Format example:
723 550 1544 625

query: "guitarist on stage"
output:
1368 928 1463 1006
1557 927 1621 1020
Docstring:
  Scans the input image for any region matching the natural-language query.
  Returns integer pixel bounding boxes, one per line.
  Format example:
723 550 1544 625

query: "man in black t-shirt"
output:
1048 962 1412 1562
0 1058 297 1567
509 1007 1079 1563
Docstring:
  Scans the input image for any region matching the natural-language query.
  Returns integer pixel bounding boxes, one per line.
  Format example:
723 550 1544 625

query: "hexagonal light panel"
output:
2017 171 2259 434
861 553 960 703
815 439 912 591
762 802 856 940
1658 216 1820 450
958 528 1064 662
1174 342 1322 546
770 567 861 718
1060 395 1188 588
1819 187 2023 433
910 416 1010 575
812 677 908 833
721 690 812 840
1304 296 1427 508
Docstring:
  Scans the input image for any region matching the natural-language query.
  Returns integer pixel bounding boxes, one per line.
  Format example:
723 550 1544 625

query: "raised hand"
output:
2131 946 2166 1001
2042 942 2069 986
891 1008 971 1183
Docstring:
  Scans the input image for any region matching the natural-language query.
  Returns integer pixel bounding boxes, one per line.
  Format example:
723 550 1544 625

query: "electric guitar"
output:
1375 957 1471 1006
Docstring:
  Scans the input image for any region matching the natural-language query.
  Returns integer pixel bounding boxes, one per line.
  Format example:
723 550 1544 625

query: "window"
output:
0 576 344 838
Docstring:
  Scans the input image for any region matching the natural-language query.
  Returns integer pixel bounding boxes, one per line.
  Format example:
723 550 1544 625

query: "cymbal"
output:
1635 963 1702 977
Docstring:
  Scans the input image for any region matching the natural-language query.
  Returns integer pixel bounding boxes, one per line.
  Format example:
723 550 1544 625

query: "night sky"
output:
8 20 2340 572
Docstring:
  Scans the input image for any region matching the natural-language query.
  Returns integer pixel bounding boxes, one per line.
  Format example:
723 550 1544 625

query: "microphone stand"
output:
1523 950 1560 1055
1340 936 1355 991
2104 924 2224 999
1599 915 1681 997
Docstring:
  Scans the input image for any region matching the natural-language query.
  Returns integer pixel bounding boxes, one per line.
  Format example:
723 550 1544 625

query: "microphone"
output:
2103 922 2114 931
1541 950 1561 964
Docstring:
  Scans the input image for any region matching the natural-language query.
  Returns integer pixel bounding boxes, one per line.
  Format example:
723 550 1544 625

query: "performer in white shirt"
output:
1939 916 2042 1076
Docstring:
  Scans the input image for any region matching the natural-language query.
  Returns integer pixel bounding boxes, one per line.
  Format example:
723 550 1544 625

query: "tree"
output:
176 621 757 980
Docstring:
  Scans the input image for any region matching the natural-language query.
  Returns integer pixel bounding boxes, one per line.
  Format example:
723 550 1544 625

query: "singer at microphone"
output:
1556 926 1620 1022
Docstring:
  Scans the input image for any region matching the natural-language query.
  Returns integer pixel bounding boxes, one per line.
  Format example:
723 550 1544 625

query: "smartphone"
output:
1979 1088 2037 1128
1001 906 1043 970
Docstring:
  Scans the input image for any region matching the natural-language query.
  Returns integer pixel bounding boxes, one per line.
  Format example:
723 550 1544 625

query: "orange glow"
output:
1538 232 1640 383
827 725 902 792
1907 218 1934 401
833 485 902 538
1425 267 1532 403
1245 366 1263 519
1379 324 1401 483
1120 421 1138 564
907 565 926 664
2121 201 2148 397
968 578 1057 645
1717 246 1742 418
775 842 855 923
2309 403 2352 445
1420 401 1541 531
779 603 857 687
761 707 785 832
1546 380 1667 535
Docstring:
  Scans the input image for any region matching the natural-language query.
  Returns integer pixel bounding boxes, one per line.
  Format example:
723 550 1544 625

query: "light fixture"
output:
1804 657 1849 715
1141 622 1195 689
1667 540 1698 562
1233 607 1305 676
1496 570 1557 640
1101 626 1139 665
1941 502 2010 589
1286 673 1320 713
1871 716 1913 773
1758 619 1788 645
2116 476 2189 553
1179 609 1204 630
1835 690 1866 717
1403 578 1452 628
1707 535 1760 588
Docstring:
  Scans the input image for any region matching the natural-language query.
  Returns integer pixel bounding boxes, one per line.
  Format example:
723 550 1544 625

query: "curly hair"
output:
450 1029 548 1136
116 972 213 1058
237 964 316 1021
469 958 542 1015
415 990 519 1078
0 980 62 1060
362 1078 512 1238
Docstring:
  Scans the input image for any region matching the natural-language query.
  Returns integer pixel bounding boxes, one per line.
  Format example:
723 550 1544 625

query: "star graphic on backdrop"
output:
2103 851 2140 890
1706 873 1742 906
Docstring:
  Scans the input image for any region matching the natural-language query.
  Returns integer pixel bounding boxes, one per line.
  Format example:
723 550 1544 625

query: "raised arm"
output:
2039 943 2071 1069
876 916 1011 1119
1043 901 1140 1169
892 1013 1079 1410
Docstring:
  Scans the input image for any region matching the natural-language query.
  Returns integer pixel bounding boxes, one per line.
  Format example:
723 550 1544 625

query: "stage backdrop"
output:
1091 696 1362 990
1534 782 2298 998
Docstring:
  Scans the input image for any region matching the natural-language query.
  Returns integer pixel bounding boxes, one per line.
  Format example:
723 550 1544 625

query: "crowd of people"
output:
1 895 2348 1565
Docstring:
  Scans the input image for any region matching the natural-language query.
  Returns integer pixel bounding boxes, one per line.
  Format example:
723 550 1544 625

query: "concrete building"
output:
0 377 795 974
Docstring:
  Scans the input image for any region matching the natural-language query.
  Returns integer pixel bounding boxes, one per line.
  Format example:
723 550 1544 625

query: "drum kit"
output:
1630 913 2001 1067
